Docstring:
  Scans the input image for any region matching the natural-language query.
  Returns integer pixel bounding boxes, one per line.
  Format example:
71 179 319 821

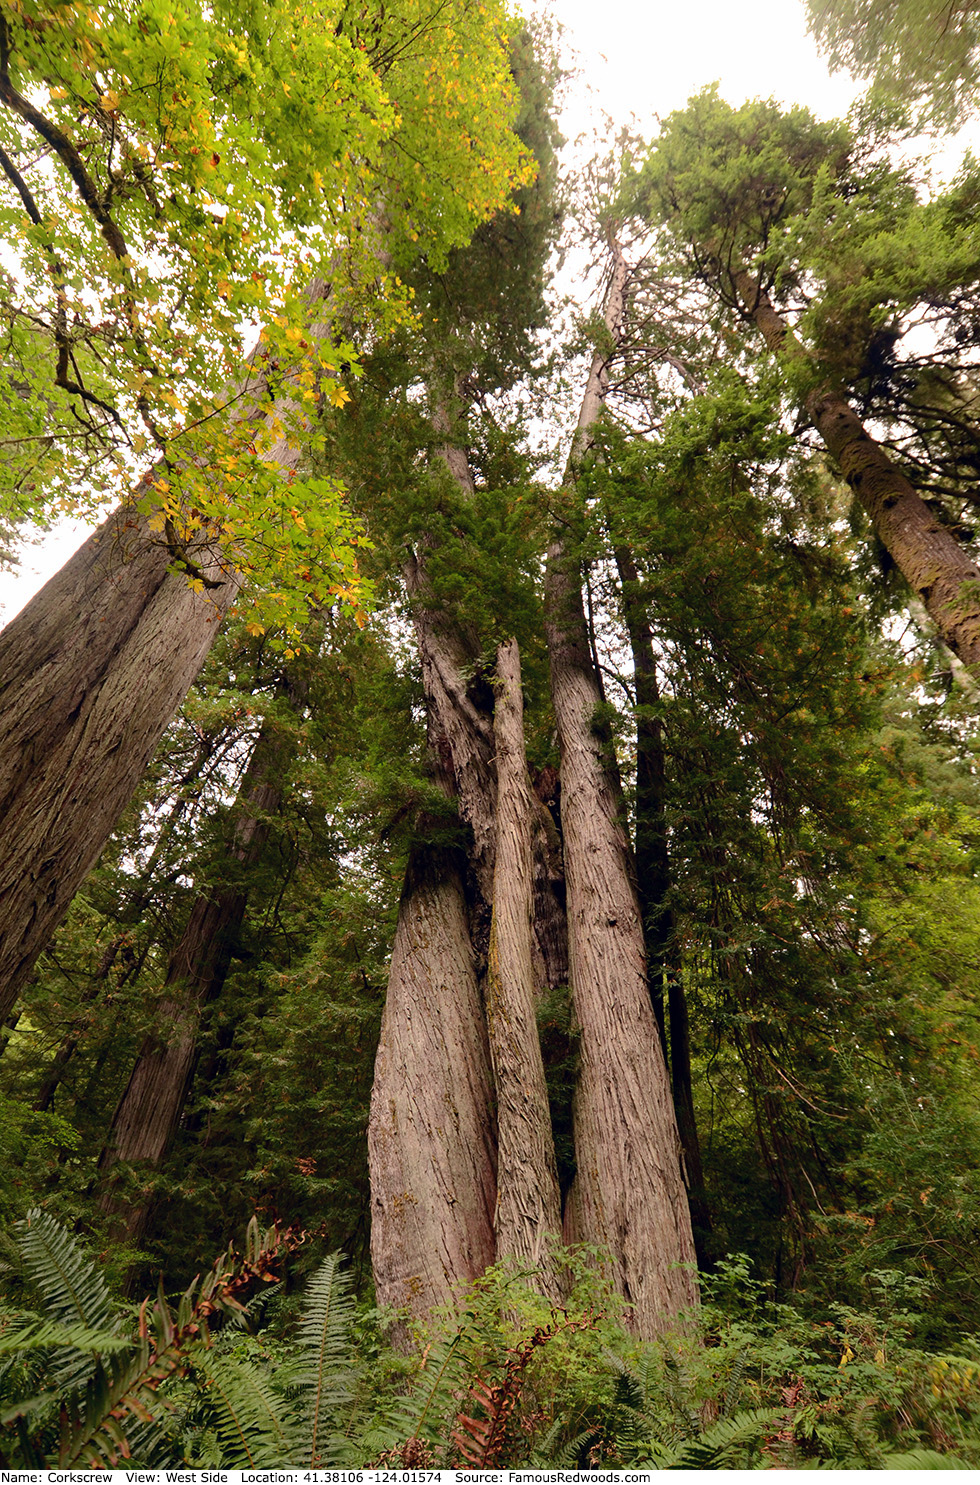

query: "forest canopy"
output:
3 0 980 1470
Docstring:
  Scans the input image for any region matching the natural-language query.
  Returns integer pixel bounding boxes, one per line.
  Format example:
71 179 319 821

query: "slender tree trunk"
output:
97 708 287 1239
735 270 980 672
545 547 698 1334
486 637 563 1297
542 240 698 1337
0 506 239 1023
612 545 711 1253
34 937 126 1113
612 545 670 1047
907 596 980 700
32 738 226 1114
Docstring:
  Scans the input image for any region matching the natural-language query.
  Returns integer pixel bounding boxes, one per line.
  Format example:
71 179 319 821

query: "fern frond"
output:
551 1427 601 1467
16 1211 117 1333
882 1446 979 1469
0 1389 59 1429
663 1406 778 1469
720 1346 749 1417
377 1327 469 1459
526 1414 567 1467
287 1253 356 1466
0 1319 130 1359
192 1351 296 1468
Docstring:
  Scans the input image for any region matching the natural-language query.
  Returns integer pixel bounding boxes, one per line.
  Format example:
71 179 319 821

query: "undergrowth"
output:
2 1217 979 1468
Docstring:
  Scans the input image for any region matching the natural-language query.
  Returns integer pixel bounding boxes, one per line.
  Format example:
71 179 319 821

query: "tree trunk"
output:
97 708 287 1240
0 505 240 1023
612 544 712 1255
0 273 353 1022
735 270 980 672
486 637 563 1297
369 421 566 1328
545 546 698 1335
542 237 698 1336
612 545 671 1047
34 937 127 1113
367 834 497 1329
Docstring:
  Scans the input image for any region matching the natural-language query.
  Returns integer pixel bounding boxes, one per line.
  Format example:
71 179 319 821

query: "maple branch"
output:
0 10 129 260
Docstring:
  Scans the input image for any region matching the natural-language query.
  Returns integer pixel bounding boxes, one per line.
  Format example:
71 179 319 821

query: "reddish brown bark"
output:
545 544 699 1336
539 239 698 1336
486 638 563 1297
0 506 239 1022
735 270 980 672
367 834 497 1328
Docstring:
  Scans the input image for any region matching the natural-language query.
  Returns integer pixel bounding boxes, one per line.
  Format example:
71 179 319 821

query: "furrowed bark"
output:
0 276 351 1020
367 834 497 1329
369 411 566 1329
735 270 980 673
0 506 239 1022
405 419 568 987
487 637 563 1297
545 547 698 1334
403 549 497 927
405 549 568 990
544 241 698 1336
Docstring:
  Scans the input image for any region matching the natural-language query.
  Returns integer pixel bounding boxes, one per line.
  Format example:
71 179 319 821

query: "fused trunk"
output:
367 833 497 1328
370 442 567 1325
404 432 568 988
0 505 239 1022
403 548 497 944
613 545 711 1252
486 637 563 1297
736 271 980 672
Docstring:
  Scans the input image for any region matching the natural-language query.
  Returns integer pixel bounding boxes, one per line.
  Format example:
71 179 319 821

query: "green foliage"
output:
806 0 980 127
0 0 537 631
4 1217 980 1468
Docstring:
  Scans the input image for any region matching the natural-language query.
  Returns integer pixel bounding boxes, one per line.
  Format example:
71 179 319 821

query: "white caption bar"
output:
0 1471 860 1484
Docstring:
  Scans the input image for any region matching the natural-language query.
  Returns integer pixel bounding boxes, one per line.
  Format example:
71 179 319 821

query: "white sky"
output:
0 0 927 623
542 0 860 126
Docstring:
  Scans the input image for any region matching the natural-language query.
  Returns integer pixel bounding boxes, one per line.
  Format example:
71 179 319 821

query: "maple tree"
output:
0 0 532 630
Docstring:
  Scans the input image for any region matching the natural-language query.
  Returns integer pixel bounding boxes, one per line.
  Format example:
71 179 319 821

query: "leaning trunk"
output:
98 708 287 1239
735 270 980 673
486 637 563 1297
0 276 350 1020
0 507 239 1022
